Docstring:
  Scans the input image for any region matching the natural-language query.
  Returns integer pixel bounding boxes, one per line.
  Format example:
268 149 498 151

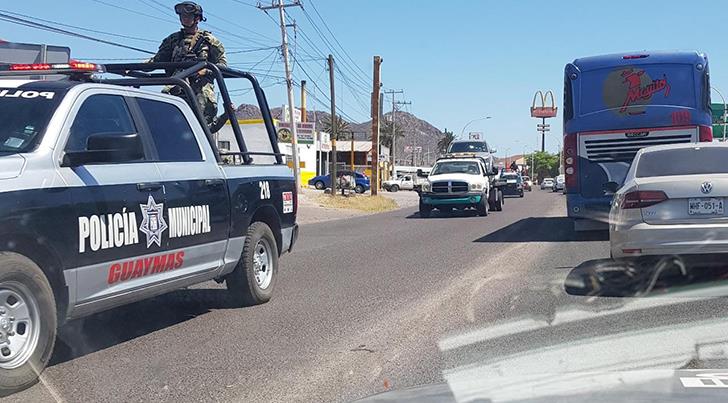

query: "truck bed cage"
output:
97 61 284 165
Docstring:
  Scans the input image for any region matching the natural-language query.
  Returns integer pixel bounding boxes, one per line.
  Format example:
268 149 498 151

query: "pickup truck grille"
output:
431 181 469 193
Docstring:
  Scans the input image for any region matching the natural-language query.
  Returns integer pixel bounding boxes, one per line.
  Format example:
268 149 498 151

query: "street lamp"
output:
460 116 492 138
712 87 727 141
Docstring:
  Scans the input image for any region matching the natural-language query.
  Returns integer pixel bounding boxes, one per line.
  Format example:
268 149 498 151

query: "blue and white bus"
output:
563 51 713 231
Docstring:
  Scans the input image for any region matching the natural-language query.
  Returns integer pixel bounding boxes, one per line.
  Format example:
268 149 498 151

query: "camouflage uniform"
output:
149 29 227 124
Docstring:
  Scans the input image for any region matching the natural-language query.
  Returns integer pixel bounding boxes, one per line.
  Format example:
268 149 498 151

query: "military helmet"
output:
175 2 206 21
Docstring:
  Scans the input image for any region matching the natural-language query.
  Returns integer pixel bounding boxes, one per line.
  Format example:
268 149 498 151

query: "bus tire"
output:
0 252 57 397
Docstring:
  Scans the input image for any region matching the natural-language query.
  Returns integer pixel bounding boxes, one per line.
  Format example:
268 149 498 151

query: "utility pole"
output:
384 89 406 178
259 0 303 188
328 54 337 196
371 56 382 195
301 80 307 122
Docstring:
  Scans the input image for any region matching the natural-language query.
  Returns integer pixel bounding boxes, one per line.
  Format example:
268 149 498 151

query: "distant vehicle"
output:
564 51 713 231
610 143 728 262
541 178 554 190
522 176 533 191
446 140 496 173
383 174 426 192
419 155 504 217
501 172 524 197
308 170 370 193
553 174 565 192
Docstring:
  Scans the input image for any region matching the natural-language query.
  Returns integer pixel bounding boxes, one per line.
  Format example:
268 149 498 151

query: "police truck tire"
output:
495 190 504 211
0 253 57 397
226 222 278 306
477 195 489 216
314 181 325 190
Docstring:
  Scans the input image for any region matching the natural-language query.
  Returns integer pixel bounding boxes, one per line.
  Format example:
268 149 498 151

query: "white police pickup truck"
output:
418 155 504 217
0 61 298 395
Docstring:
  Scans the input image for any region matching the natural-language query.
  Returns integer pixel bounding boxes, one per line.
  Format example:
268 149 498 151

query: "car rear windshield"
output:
0 88 63 153
636 147 728 177
448 141 488 153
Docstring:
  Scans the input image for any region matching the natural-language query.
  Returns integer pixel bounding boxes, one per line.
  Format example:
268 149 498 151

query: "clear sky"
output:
2 0 727 156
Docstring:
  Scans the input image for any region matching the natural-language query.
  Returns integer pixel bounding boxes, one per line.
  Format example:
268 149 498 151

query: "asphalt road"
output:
10 189 727 402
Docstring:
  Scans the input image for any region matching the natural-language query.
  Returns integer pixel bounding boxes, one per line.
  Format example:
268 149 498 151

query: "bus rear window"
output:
579 64 696 116
0 89 61 153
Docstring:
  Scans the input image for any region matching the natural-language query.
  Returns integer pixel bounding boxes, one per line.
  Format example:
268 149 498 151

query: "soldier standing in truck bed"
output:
149 1 227 128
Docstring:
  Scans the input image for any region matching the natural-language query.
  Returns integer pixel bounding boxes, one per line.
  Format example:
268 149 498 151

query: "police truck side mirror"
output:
62 133 144 167
491 167 499 175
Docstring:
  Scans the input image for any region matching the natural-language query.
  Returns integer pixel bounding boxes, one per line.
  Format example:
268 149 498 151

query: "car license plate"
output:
688 198 724 215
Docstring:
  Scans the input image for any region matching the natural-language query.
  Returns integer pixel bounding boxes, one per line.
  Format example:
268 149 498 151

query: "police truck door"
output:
133 95 230 275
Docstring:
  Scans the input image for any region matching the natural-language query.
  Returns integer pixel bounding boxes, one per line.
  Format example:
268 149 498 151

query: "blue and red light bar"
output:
0 60 104 75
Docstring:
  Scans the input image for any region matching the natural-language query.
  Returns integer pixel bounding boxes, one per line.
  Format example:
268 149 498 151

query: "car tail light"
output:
621 190 668 209
699 125 713 142
564 133 578 191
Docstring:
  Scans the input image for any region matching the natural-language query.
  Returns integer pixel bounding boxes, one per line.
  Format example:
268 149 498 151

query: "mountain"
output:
235 104 444 165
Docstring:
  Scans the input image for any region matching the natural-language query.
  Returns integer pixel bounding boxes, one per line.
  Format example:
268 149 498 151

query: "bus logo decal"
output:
619 68 671 113
603 67 672 115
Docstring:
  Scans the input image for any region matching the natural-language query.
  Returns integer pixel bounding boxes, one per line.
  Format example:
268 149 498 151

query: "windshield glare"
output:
431 161 481 175
0 90 61 153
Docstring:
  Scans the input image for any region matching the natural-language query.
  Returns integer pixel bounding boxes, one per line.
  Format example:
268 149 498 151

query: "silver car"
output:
541 178 554 190
610 143 728 261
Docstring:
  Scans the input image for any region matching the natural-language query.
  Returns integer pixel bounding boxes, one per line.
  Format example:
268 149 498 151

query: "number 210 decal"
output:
259 181 271 200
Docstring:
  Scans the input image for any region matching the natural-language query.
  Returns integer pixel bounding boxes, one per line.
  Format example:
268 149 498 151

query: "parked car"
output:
553 175 565 192
541 178 554 190
500 172 524 197
610 143 728 262
522 176 533 191
308 170 370 193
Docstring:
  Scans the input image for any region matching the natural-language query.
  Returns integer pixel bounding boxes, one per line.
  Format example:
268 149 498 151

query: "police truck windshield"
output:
0 88 61 153
431 161 481 175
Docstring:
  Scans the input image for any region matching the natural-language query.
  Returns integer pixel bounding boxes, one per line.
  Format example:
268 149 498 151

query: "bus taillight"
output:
699 125 713 142
564 133 578 190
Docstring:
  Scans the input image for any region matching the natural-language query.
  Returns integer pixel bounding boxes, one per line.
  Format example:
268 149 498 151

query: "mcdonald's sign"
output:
531 90 558 118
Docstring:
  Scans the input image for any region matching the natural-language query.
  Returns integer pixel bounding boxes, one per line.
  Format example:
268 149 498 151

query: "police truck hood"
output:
427 173 481 183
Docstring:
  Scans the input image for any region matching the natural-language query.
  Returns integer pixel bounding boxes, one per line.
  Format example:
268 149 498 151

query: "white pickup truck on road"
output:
383 174 426 192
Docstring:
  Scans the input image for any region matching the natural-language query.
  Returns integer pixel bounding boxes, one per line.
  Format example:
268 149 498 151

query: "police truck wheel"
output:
419 200 432 218
0 253 57 397
495 190 504 211
314 181 325 190
226 222 279 306
477 196 489 216
390 185 399 192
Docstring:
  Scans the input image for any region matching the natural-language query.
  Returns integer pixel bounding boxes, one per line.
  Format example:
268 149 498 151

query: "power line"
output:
90 0 176 24
228 0 259 8
0 9 157 43
0 12 155 54
298 7 370 89
307 0 369 79
292 57 363 123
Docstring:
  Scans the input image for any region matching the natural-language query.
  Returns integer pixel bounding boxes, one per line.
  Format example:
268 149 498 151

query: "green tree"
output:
525 151 560 181
437 129 455 153
321 114 351 140
378 119 405 149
